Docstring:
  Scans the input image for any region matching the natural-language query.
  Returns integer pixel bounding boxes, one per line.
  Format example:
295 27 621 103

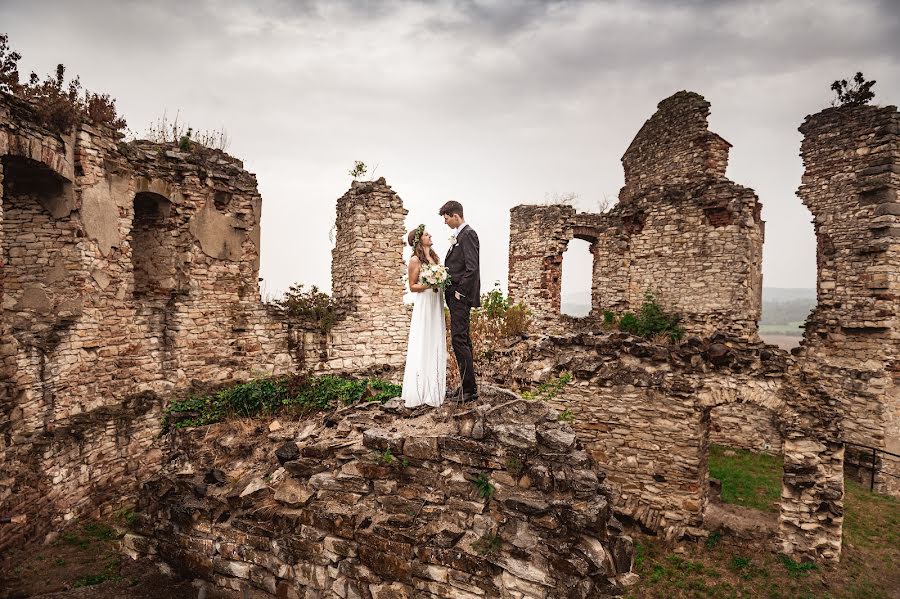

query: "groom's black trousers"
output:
446 293 477 395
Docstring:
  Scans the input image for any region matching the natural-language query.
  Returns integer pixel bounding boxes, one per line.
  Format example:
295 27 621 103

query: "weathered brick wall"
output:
508 92 763 339
131 394 635 598
796 103 900 495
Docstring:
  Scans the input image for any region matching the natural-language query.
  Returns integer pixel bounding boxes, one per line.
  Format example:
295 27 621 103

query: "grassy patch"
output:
164 374 402 430
60 523 120 550
843 478 900 551
708 444 782 513
73 557 122 588
627 447 900 598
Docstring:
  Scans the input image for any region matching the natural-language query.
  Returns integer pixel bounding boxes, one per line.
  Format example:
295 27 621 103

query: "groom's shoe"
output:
445 386 462 400
461 391 479 404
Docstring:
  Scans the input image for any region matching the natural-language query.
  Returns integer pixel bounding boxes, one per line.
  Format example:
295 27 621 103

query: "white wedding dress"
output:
401 286 447 408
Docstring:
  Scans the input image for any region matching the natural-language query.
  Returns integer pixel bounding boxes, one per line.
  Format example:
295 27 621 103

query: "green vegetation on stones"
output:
164 374 401 430
557 408 574 422
521 371 572 401
831 71 876 107
274 283 340 333
472 472 495 499
615 291 684 342
779 555 817 578
472 531 502 555
348 160 367 179
73 557 121 588
506 456 523 478
377 448 394 465
60 523 119 550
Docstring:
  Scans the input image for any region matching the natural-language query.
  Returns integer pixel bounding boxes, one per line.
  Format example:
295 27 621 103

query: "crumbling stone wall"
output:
479 332 843 563
796 103 900 495
0 93 409 552
508 92 763 339
130 394 635 598
328 178 410 372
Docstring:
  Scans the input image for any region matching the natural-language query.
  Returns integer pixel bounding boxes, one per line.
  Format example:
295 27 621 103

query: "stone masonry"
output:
476 331 843 563
0 92 409 553
795 103 900 494
131 393 636 598
508 92 763 339
490 97 900 562
1 61 896 592
328 179 410 372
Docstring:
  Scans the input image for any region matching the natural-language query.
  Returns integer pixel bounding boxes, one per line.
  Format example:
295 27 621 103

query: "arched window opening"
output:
560 237 592 318
1 156 74 312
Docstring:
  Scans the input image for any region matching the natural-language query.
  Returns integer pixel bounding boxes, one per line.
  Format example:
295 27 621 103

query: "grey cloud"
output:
1 0 897 297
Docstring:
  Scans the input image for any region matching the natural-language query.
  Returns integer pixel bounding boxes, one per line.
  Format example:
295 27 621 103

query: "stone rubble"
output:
131 391 635 598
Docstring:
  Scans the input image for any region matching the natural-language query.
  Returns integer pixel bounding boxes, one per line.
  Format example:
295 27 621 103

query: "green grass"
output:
60 523 119 550
164 374 402 430
627 446 900 598
72 557 121 588
843 478 900 551
708 444 782 512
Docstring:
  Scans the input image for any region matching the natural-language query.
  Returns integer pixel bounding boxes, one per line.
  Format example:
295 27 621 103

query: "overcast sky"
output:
2 0 898 303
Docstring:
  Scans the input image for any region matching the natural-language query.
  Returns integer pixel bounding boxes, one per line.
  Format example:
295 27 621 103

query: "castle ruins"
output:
1 80 898 595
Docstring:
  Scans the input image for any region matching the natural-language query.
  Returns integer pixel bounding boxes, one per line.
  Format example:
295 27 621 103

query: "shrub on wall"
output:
0 34 126 132
605 291 684 342
831 72 876 107
274 283 340 333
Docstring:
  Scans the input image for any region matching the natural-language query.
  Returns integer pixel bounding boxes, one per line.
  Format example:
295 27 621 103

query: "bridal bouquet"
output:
420 264 451 293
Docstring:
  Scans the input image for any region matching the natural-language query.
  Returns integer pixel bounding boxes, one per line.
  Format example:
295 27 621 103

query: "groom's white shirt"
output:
451 222 468 240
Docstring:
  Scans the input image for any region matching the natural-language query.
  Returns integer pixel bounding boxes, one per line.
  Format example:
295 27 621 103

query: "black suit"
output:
445 225 480 395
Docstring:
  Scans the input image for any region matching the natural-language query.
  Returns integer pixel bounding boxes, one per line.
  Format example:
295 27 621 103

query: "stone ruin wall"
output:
708 402 782 454
508 92 763 340
0 93 409 552
328 179 411 373
130 396 636 599
479 332 843 563
0 72 896 579
795 103 900 494
497 94 900 562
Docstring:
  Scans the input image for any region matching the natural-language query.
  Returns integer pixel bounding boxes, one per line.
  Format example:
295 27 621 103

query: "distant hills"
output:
560 287 816 332
762 287 816 303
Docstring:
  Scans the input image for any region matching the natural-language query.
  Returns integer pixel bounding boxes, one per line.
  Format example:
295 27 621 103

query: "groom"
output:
440 200 480 402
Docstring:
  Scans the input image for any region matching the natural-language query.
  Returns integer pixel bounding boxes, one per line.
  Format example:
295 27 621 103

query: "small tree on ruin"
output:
831 72 876 107
348 160 368 180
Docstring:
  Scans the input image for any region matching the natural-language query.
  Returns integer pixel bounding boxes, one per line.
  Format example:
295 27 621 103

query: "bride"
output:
401 224 447 408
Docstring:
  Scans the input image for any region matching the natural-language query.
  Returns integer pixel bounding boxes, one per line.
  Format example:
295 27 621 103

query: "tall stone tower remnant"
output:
508 91 764 339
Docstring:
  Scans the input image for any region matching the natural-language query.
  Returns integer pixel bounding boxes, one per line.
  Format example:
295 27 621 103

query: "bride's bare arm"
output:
408 257 428 292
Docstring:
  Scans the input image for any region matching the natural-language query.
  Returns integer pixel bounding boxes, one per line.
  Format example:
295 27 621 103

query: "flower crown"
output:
411 223 426 247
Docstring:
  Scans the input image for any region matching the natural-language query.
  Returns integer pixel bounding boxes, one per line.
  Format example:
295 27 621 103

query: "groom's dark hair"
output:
439 201 464 218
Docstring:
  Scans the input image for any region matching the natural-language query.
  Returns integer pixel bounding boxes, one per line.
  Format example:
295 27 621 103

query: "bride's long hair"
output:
408 228 440 265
